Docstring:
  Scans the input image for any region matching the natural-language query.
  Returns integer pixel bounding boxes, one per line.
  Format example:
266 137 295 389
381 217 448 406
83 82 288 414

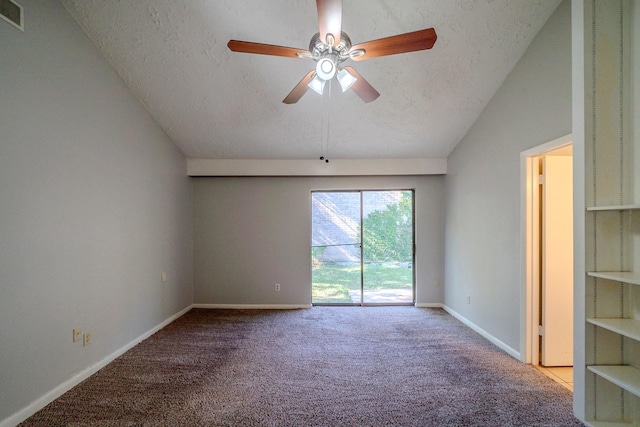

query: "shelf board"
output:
588 365 640 398
587 318 640 341
586 421 634 427
588 271 640 286
587 204 640 211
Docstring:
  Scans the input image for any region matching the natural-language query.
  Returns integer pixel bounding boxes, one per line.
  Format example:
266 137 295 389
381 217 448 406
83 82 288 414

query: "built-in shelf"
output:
586 421 634 427
587 204 640 211
587 272 640 286
587 318 640 341
581 3 638 425
588 365 640 398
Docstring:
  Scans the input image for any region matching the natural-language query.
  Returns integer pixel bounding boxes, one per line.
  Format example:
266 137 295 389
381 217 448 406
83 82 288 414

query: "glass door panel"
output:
312 192 362 304
312 190 414 305
362 191 414 304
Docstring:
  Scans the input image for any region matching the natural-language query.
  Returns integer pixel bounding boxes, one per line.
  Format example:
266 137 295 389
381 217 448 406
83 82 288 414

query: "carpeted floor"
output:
22 307 582 426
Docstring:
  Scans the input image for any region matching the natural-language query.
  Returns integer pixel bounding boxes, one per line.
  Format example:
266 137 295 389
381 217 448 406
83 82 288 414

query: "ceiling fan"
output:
227 0 437 104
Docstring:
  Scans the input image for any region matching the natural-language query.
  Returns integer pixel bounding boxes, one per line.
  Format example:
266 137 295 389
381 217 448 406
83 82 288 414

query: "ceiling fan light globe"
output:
316 57 336 81
337 68 357 92
308 74 326 95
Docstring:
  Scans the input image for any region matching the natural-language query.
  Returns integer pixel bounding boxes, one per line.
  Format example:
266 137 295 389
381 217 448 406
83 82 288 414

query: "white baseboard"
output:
192 304 312 310
442 305 521 360
415 302 444 308
0 305 193 427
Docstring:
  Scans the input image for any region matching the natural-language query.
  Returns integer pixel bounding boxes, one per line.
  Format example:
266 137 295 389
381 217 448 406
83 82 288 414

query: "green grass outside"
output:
312 262 413 304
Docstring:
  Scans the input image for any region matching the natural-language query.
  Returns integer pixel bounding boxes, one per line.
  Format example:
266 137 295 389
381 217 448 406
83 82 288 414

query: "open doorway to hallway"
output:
521 135 573 391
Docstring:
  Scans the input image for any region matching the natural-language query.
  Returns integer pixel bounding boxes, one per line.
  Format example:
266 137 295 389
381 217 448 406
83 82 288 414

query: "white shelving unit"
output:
585 213 640 423
580 1 639 425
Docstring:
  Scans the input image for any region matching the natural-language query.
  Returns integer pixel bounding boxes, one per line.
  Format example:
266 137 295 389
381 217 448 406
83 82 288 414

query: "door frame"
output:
519 134 572 364
311 189 416 306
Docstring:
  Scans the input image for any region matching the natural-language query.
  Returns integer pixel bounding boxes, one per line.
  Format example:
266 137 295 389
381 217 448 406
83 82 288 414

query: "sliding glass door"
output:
311 190 414 305
361 191 414 304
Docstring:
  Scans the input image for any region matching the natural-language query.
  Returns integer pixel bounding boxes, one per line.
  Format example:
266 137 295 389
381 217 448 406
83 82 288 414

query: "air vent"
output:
0 0 23 31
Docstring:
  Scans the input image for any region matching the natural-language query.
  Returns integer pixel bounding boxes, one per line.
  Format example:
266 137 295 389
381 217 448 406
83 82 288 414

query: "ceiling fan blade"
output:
228 40 308 58
316 0 342 46
343 67 380 103
350 28 437 61
282 70 316 104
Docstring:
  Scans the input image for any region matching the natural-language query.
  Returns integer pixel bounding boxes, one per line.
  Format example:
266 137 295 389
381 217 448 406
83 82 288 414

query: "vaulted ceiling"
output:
61 0 562 160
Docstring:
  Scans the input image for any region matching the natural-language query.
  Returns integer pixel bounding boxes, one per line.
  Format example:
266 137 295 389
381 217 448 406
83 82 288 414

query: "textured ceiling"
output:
61 0 561 160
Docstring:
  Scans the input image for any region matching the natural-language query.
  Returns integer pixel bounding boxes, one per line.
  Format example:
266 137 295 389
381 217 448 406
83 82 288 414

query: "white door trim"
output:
519 133 572 364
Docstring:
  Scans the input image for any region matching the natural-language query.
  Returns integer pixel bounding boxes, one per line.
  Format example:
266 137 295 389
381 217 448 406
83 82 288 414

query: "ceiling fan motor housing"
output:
310 32 351 57
309 31 353 81
309 31 351 55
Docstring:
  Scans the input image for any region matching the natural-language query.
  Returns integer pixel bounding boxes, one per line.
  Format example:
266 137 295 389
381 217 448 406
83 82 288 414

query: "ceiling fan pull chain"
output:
319 79 331 163
319 83 326 160
324 80 331 162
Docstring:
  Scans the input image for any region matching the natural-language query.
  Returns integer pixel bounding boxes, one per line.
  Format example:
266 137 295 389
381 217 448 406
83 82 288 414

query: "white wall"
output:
0 1 193 423
193 176 445 306
444 0 572 352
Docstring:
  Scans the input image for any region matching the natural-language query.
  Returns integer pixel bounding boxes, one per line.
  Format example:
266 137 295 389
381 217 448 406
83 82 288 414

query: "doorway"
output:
539 150 573 366
311 190 415 305
521 135 574 374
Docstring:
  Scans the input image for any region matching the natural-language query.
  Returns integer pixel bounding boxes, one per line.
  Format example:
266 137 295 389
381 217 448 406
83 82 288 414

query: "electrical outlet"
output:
466 296 471 304
434 279 441 287
161 272 167 282
275 283 281 292
83 332 91 346
73 328 82 343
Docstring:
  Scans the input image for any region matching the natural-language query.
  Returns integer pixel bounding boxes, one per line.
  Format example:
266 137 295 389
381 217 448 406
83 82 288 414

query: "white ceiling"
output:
61 0 561 160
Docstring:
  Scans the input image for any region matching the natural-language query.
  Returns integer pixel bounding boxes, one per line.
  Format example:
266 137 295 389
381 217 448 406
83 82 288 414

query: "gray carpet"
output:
22 307 582 426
